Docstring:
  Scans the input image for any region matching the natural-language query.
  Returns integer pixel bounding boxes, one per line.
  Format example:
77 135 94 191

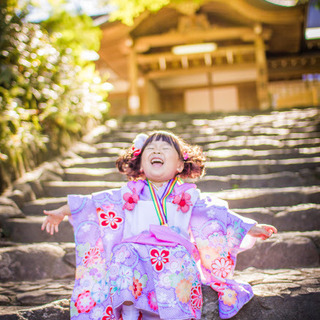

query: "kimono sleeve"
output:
189 193 257 319
67 190 125 319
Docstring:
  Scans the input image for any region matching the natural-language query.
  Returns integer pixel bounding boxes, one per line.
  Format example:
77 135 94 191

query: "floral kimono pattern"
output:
67 180 256 320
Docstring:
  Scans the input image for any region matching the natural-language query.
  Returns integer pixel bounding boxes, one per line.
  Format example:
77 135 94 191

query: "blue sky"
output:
25 0 113 22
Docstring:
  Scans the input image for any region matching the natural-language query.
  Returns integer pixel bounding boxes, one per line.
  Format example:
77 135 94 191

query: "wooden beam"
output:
136 45 255 64
145 62 257 80
134 27 257 52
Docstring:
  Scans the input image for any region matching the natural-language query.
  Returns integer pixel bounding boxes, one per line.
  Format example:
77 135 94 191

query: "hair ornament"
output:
132 133 148 157
183 152 189 161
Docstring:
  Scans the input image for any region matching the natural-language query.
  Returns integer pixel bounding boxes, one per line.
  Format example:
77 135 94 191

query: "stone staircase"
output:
1 107 320 319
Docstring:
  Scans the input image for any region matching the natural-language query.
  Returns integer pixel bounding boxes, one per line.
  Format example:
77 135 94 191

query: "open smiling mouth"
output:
151 158 164 165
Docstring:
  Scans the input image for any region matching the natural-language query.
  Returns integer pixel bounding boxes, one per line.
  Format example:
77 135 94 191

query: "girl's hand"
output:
248 224 277 240
41 204 70 235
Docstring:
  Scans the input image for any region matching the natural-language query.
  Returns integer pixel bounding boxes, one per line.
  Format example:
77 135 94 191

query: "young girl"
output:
42 131 277 320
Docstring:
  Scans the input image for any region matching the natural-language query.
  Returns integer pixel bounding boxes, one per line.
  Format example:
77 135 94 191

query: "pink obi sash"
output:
122 224 198 259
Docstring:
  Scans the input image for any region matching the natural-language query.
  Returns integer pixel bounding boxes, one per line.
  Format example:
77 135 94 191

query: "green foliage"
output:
109 0 203 25
0 4 109 191
41 9 102 66
109 0 169 25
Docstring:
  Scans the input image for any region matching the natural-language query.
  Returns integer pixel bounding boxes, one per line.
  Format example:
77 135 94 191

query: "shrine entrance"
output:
96 1 319 116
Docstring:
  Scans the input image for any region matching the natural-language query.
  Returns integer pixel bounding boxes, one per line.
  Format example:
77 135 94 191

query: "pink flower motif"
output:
75 290 96 313
183 152 189 160
123 189 139 211
83 246 101 267
190 284 203 310
132 147 141 157
97 208 123 229
102 306 116 320
211 257 233 279
150 248 170 272
148 291 158 311
172 192 192 213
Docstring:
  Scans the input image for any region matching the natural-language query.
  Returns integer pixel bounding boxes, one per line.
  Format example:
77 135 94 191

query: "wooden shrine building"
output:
95 0 320 116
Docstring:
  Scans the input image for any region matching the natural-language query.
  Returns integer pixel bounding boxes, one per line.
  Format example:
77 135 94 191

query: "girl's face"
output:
140 139 184 186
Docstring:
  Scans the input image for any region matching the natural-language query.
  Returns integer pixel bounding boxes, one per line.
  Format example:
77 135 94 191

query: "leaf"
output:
134 269 141 279
169 272 184 287
77 242 91 258
140 274 148 287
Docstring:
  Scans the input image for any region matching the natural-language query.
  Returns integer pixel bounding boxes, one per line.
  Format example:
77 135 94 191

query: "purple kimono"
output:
67 180 256 320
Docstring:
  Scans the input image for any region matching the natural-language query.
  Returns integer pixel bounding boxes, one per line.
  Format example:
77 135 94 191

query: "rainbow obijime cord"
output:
147 177 182 225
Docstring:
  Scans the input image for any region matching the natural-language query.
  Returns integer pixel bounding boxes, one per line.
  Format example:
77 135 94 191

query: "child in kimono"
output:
42 131 277 320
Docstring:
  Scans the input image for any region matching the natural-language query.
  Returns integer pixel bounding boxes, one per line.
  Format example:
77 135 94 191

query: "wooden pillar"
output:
254 24 269 110
128 42 140 115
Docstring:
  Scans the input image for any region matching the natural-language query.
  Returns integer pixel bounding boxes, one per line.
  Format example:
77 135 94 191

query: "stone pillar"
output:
128 43 140 115
254 24 269 110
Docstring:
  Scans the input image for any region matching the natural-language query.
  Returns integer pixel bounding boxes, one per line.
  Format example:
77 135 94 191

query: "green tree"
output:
0 0 109 191
40 0 102 66
109 0 203 25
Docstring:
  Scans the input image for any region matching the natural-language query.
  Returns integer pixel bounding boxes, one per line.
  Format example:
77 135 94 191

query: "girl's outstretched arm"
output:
41 204 71 235
248 224 278 240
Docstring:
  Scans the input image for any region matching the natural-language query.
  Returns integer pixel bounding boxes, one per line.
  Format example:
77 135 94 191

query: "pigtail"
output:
180 144 206 180
116 133 148 180
116 150 142 180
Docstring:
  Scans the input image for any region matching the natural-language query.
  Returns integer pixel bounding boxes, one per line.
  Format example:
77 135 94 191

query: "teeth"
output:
151 159 163 164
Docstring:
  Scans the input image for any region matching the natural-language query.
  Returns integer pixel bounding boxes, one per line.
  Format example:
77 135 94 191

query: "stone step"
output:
205 146 320 161
60 156 117 169
213 185 320 208
74 141 131 158
231 267 320 320
191 134 320 148
43 180 125 197
204 137 320 150
2 216 74 243
97 129 320 149
96 132 320 147
0 242 75 282
22 197 67 216
237 231 320 270
0 279 74 307
97 125 320 146
0 268 319 320
116 113 320 131
0 299 70 320
64 167 126 182
115 111 320 133
198 170 320 191
234 203 320 232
